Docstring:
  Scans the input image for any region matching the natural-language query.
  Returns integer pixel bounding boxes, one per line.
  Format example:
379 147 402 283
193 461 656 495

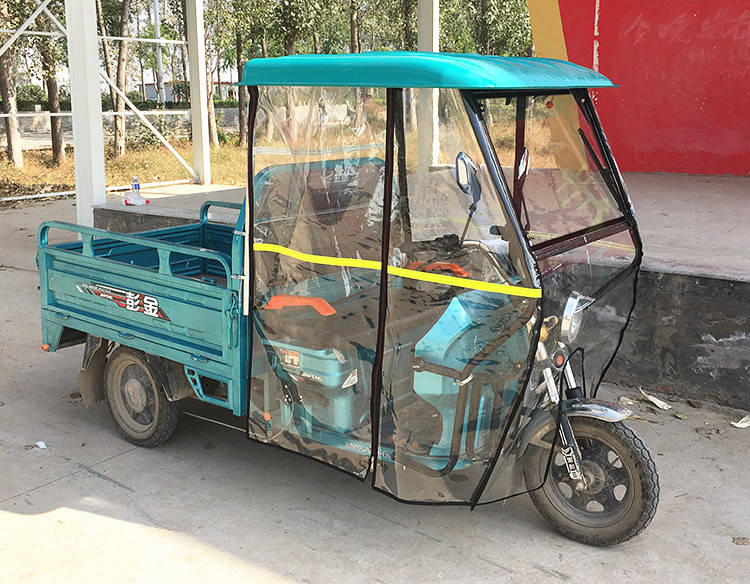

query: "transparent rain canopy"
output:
373 89 538 503
248 86 387 476
246 85 639 505
477 92 640 503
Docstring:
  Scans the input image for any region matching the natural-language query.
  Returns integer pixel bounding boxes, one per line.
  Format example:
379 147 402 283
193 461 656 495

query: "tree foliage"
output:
1 0 532 160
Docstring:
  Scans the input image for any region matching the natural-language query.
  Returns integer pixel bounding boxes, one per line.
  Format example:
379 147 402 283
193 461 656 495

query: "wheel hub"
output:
123 378 148 412
580 460 607 495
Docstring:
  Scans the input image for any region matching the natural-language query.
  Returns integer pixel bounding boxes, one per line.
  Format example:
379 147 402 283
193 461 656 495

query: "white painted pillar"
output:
185 0 210 184
417 0 439 52
64 0 106 226
417 0 439 170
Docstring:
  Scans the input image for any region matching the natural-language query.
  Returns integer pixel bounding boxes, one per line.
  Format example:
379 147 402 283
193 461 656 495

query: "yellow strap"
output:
253 242 541 299
254 243 381 271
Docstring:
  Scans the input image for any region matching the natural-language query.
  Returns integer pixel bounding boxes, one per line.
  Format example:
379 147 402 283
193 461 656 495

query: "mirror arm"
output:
459 202 477 245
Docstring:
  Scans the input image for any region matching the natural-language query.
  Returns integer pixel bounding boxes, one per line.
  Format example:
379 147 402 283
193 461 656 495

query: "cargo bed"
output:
37 201 248 414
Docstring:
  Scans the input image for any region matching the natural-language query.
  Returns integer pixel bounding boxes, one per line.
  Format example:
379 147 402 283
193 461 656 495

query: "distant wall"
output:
555 0 750 176
9 108 240 147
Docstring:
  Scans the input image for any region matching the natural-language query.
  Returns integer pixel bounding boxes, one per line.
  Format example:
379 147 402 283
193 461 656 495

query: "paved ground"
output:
1 199 749 583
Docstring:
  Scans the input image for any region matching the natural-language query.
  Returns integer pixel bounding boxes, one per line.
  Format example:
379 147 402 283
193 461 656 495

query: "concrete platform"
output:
92 172 750 410
93 173 750 281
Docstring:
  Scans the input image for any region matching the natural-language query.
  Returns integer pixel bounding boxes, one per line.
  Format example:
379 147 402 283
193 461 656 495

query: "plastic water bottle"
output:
123 176 148 206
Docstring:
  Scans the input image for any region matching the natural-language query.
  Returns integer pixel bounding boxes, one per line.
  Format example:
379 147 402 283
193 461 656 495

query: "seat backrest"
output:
254 157 385 293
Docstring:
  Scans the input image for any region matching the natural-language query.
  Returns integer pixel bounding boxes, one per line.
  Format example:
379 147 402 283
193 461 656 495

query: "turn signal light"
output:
41 344 50 352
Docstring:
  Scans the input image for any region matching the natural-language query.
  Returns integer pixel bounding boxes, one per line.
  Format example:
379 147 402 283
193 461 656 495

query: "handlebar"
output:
407 261 470 278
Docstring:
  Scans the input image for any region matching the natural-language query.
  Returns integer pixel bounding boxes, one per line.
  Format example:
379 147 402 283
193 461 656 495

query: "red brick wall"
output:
558 0 750 176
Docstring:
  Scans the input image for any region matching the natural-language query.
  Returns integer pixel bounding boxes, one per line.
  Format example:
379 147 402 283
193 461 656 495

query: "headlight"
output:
561 291 595 344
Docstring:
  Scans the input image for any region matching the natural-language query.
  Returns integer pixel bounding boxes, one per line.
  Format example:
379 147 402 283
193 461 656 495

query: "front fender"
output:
518 398 632 452
566 398 632 423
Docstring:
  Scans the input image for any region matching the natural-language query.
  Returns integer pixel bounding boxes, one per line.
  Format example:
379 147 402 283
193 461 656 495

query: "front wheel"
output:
524 417 659 546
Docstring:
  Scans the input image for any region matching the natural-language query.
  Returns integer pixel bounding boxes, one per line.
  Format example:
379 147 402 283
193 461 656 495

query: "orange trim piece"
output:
407 261 470 278
263 294 337 317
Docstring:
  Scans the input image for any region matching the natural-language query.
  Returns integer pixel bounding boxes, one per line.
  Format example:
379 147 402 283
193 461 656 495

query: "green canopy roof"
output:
239 52 614 90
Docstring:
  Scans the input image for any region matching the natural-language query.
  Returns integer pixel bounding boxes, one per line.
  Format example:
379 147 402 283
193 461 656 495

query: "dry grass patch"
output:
1 142 250 200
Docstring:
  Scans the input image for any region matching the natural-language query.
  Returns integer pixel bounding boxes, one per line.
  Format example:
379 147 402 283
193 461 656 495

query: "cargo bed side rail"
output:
39 221 234 282
199 200 243 224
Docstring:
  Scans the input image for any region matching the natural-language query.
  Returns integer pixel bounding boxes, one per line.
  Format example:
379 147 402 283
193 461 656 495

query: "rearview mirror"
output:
455 152 481 205
517 147 529 187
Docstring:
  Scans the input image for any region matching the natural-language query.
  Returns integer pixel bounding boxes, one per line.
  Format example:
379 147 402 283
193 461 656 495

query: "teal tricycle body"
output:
39 52 657 545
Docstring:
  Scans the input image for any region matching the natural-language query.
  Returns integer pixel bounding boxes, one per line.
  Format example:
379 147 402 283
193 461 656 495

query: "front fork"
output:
537 338 588 491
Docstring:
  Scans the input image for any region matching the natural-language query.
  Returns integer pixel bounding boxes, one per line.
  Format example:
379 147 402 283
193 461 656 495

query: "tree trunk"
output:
96 0 116 109
140 62 146 100
402 0 415 50
207 57 218 147
479 0 489 54
401 0 416 130
216 57 221 100
0 0 22 168
170 47 177 102
180 45 188 94
281 28 297 141
349 0 364 129
180 0 189 100
39 39 64 164
260 34 273 139
283 31 295 56
313 32 320 54
283 86 296 143
236 30 247 147
349 0 360 54
0 48 22 168
135 5 145 100
113 0 132 158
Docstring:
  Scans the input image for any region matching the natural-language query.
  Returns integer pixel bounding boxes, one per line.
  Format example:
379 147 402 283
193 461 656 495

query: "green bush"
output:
214 99 239 108
17 84 45 104
5 98 71 111
125 117 176 150
101 92 113 111
172 81 190 102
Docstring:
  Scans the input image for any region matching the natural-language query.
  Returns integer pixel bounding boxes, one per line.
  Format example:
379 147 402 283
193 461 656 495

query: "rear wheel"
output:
104 347 179 447
524 417 658 546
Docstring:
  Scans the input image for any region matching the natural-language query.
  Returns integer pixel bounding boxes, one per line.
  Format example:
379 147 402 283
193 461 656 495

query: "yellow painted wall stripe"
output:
253 242 542 299
527 0 569 60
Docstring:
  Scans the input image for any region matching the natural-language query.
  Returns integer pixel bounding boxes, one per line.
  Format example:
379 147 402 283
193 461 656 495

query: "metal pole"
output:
153 0 166 104
100 69 198 180
64 0 106 226
185 0 211 184
0 0 53 59
417 0 439 170
52 13 198 182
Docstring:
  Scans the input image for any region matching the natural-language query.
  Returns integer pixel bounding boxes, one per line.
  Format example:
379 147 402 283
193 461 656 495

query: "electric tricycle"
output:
38 52 658 545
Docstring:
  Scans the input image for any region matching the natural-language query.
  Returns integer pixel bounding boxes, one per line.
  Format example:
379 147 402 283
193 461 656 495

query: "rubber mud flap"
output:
78 336 109 407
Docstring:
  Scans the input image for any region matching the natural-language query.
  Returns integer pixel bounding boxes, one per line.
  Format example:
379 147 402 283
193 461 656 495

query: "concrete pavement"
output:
1 199 749 583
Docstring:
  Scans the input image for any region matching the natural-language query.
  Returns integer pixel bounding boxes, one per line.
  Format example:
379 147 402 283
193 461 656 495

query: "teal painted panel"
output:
43 256 232 359
240 52 614 89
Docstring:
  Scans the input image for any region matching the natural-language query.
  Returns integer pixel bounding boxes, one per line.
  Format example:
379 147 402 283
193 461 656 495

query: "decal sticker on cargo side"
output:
76 282 170 321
